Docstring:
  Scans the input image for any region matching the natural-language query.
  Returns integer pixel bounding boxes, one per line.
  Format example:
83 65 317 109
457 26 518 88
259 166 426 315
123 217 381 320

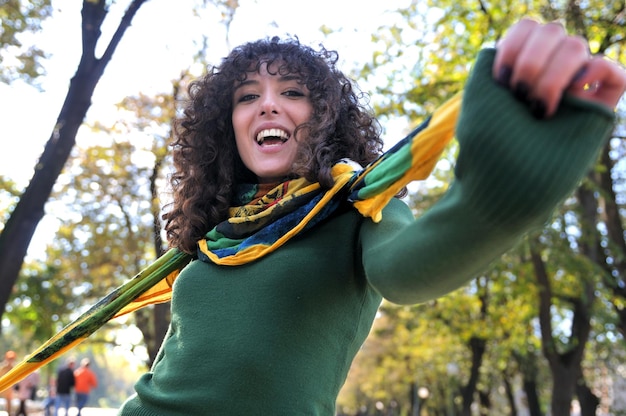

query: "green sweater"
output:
118 49 615 415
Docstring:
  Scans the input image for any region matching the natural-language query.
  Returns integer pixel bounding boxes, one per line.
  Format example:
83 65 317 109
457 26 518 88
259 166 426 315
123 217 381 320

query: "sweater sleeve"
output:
361 48 616 305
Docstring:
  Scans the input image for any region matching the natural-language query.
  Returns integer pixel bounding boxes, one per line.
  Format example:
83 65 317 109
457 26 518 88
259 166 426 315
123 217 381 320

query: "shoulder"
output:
384 197 412 213
358 197 413 243
376 197 414 224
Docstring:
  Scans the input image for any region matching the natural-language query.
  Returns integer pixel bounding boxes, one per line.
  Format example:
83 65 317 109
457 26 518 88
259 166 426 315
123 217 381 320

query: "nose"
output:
259 92 279 116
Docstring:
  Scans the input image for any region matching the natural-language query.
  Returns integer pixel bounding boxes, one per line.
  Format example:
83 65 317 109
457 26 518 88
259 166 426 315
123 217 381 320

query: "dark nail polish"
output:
497 66 513 86
529 99 547 119
570 66 588 85
514 81 531 102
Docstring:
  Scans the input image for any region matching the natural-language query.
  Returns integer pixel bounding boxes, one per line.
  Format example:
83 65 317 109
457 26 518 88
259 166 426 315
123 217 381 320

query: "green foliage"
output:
45 91 176 306
3 262 72 350
360 0 625 126
0 176 20 232
51 139 155 285
0 0 52 83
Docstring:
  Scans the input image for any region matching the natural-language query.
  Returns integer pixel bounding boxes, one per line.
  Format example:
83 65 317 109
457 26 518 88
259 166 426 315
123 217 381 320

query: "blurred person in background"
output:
54 358 75 416
1 351 16 415
74 358 98 416
15 370 40 416
41 376 56 416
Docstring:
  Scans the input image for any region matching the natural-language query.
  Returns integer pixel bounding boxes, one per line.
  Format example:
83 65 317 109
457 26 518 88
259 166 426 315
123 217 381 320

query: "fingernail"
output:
570 66 588 84
529 99 547 119
514 81 531 102
496 65 513 86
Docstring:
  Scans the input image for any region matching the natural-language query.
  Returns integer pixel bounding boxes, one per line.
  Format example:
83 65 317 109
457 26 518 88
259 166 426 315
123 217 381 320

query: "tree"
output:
530 234 596 416
0 0 149 322
60 0 241 362
88 85 181 364
46 108 172 364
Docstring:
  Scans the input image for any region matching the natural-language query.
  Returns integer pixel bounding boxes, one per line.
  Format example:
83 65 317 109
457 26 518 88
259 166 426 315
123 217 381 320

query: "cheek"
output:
292 104 313 131
232 111 250 145
231 111 242 136
230 112 247 157
234 133 249 164
301 102 313 121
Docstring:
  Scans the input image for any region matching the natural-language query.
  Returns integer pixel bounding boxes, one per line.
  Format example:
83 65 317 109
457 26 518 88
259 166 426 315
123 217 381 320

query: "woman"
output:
118 19 626 415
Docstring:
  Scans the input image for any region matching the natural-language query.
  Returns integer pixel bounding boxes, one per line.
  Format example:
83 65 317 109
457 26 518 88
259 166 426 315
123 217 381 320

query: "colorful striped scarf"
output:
0 92 461 392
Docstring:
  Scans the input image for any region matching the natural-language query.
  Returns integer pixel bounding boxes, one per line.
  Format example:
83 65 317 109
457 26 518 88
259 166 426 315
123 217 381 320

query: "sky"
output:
0 0 413 258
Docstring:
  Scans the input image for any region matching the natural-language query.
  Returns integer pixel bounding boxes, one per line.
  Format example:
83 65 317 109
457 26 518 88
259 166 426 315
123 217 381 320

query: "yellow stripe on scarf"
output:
352 92 461 222
198 163 356 265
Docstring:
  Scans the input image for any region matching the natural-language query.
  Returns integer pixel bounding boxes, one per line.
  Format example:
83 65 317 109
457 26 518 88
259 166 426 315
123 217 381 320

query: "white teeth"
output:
256 128 289 144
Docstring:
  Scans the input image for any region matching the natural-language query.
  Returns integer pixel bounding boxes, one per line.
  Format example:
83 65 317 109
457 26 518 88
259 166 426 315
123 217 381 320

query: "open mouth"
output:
256 128 289 145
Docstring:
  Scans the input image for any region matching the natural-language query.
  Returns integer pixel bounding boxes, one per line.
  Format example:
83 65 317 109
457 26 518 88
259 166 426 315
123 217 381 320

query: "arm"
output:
361 42 622 305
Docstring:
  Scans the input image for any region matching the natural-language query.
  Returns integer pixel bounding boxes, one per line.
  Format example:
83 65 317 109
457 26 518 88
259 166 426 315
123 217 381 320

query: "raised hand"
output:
493 18 626 118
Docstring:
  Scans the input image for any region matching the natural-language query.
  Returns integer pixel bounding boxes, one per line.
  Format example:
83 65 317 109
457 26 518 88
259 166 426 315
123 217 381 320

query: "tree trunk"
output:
576 379 600 416
502 374 517 416
460 336 486 416
596 143 626 338
477 389 490 416
513 349 543 416
550 366 579 416
531 240 593 416
522 377 543 416
0 0 148 320
140 123 171 365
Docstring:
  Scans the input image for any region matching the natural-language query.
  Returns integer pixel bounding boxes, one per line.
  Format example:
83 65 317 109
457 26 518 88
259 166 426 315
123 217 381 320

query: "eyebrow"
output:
233 74 303 91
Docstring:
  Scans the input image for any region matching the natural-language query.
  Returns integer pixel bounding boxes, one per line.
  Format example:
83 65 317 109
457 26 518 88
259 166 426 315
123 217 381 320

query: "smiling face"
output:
232 62 313 183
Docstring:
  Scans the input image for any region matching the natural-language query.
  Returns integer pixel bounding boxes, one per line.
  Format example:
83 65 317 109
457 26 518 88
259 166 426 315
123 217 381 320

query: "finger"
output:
493 18 540 85
524 35 589 118
508 22 568 102
568 56 626 110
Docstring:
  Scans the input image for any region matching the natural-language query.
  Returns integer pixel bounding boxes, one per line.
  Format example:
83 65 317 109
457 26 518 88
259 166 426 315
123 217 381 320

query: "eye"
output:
236 94 258 103
283 89 306 98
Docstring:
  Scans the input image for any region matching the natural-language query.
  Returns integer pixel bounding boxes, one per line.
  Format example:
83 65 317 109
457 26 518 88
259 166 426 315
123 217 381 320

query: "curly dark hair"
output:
164 37 384 253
